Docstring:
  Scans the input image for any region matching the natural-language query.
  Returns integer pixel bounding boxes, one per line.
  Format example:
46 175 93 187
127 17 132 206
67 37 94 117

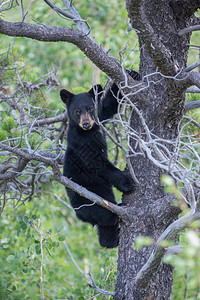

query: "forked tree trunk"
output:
115 1 199 299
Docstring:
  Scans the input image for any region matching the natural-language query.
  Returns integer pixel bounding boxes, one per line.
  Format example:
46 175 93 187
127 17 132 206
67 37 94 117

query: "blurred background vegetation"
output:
0 1 200 299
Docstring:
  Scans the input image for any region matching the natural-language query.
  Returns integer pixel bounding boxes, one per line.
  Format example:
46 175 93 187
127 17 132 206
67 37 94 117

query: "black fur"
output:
60 70 140 248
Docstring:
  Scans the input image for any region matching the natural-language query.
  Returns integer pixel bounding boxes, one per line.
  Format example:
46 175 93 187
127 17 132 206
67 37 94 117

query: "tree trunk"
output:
115 1 198 299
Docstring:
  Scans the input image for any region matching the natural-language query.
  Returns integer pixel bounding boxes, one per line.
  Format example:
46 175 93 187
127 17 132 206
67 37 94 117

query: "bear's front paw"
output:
117 173 136 194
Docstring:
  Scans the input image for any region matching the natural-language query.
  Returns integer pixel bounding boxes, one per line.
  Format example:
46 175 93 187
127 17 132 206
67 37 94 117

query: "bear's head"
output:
60 85 103 131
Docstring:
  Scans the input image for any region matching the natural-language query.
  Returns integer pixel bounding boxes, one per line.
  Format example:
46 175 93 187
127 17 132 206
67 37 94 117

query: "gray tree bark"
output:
115 1 200 299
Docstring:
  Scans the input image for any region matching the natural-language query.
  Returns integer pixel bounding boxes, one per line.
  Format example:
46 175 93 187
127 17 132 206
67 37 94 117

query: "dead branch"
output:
186 87 200 93
184 100 200 111
0 18 133 84
0 141 128 218
184 60 200 72
178 25 200 36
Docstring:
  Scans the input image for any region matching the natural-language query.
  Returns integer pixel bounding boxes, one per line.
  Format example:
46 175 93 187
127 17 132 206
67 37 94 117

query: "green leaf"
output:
17 230 22 237
58 235 65 242
21 223 27 231
6 255 15 264
22 269 28 273
23 216 29 224
17 215 23 222
52 241 59 248
35 244 41 255
26 228 31 239
31 215 38 220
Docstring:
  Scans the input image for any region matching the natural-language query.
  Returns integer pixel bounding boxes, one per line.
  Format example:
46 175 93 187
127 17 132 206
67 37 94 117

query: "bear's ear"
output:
60 89 74 105
88 84 103 99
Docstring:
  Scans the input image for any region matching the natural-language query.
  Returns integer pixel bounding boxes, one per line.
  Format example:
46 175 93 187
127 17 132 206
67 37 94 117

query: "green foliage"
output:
165 229 200 300
0 129 7 141
1 0 139 91
0 117 17 140
134 236 153 251
0 188 117 299
0 37 120 299
1 117 16 132
161 175 182 204
1 1 200 299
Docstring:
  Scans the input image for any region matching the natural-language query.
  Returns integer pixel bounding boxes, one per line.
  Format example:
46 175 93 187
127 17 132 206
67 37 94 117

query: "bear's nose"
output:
82 121 91 130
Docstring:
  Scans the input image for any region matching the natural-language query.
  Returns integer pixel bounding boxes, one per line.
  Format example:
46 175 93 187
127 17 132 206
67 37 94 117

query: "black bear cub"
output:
60 70 140 248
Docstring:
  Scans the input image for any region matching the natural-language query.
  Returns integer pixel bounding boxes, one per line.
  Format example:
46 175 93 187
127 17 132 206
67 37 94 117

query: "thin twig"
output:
30 222 45 300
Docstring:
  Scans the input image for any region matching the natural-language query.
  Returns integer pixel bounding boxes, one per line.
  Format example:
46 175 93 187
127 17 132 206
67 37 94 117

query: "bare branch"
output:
88 272 115 296
0 19 137 84
61 0 91 35
43 0 91 36
0 157 29 181
26 111 68 127
185 71 200 89
178 25 200 36
53 166 130 219
0 0 14 14
184 60 200 72
188 44 200 50
0 141 128 219
184 100 200 112
44 0 76 21
183 115 200 129
186 87 200 93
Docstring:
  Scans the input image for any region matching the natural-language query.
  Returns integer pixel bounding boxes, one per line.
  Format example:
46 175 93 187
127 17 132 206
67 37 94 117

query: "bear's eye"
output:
75 110 81 115
87 106 94 113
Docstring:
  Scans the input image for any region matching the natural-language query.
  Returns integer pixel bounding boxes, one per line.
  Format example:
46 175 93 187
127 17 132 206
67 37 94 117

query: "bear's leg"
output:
66 186 120 248
97 222 119 248
95 205 120 248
